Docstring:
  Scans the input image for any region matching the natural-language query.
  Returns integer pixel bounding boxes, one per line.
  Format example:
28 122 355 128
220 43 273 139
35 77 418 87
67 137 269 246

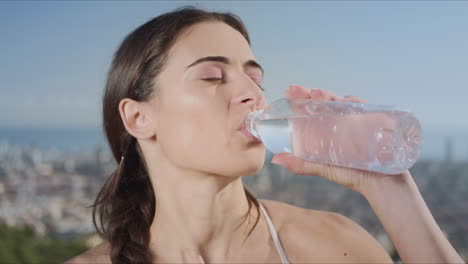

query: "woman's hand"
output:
270 85 410 195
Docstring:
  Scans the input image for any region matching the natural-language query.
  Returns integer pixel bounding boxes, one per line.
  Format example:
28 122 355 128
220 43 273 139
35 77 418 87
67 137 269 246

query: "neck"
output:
147 155 261 262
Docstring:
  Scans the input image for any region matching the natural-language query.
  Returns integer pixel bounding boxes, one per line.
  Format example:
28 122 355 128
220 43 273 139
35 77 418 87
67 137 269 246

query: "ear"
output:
118 98 156 140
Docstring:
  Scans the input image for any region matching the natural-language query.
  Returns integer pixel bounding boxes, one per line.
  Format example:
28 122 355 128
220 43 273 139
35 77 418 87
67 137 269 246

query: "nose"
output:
231 75 265 112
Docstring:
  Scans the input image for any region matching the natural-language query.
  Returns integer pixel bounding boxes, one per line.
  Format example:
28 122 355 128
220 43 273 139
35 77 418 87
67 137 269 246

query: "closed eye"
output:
202 77 265 91
202 77 222 82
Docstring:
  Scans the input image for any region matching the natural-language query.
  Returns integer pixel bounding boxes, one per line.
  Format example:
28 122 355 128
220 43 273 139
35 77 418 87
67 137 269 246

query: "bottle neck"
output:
246 110 264 139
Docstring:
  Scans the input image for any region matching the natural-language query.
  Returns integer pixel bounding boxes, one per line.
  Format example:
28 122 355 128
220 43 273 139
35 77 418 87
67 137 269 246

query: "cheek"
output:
177 118 224 149
159 113 266 176
157 98 228 163
156 92 264 175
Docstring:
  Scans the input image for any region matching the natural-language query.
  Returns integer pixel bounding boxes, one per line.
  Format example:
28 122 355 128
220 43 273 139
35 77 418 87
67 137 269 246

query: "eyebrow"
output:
185 56 264 75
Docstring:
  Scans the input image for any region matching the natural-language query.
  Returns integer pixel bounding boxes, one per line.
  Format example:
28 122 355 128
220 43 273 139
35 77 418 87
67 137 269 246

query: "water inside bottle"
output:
256 111 422 174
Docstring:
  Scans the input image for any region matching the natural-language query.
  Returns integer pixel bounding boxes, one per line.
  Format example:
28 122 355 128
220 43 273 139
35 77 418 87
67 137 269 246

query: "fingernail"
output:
289 85 300 92
271 158 286 166
310 89 320 95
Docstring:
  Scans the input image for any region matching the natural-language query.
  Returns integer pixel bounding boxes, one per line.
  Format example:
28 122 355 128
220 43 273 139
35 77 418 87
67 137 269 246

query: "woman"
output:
66 6 463 264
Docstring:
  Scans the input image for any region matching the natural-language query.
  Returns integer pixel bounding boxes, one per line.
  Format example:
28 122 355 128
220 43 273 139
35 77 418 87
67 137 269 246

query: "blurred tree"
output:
0 222 89 263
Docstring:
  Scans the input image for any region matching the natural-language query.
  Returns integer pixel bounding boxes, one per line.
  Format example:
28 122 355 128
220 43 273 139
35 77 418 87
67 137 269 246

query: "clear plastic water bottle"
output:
246 98 422 175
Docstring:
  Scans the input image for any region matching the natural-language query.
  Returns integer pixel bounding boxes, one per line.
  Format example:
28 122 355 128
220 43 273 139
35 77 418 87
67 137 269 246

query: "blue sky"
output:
1 1 468 134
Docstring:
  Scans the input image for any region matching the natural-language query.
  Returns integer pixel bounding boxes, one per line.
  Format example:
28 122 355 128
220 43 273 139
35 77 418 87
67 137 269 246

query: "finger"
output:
271 153 365 190
271 152 344 179
342 95 368 104
309 89 343 102
271 153 317 175
285 85 311 115
285 85 311 99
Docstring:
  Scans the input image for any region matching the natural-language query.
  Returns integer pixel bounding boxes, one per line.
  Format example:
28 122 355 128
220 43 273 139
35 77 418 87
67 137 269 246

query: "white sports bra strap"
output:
259 202 290 264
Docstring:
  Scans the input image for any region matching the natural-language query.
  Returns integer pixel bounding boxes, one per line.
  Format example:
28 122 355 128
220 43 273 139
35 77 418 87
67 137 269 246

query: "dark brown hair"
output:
92 6 260 263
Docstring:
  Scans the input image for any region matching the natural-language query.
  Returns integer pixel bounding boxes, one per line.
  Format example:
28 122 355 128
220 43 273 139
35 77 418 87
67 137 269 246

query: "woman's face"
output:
149 21 267 177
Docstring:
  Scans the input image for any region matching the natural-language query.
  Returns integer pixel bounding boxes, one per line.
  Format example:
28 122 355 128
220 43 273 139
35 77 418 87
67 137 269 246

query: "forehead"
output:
167 21 255 68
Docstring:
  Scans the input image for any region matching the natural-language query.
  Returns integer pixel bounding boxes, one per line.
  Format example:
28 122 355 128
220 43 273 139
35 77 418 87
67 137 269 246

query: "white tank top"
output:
259 202 290 264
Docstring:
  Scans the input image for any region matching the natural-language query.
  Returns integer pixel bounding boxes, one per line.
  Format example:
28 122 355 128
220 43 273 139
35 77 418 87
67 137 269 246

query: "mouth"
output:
237 115 262 143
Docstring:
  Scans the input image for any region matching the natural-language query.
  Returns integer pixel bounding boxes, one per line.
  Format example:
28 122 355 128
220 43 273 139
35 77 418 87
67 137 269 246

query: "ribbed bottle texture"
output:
246 98 422 175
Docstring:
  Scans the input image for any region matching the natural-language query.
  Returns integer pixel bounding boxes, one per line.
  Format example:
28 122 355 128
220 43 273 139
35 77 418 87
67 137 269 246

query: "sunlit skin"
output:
66 21 463 264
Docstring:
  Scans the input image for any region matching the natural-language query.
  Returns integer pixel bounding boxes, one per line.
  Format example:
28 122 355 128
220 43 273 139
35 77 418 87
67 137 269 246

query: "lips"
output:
237 114 262 143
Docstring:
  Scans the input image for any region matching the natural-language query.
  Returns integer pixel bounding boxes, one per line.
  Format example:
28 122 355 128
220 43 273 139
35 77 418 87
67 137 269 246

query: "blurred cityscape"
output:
0 137 467 262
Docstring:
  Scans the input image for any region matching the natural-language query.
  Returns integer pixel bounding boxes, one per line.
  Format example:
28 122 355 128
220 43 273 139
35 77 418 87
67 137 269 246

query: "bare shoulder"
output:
259 199 393 263
64 241 111 264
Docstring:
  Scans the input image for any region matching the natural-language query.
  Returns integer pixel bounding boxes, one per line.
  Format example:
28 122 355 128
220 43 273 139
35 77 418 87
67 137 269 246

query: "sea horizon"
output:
0 125 467 162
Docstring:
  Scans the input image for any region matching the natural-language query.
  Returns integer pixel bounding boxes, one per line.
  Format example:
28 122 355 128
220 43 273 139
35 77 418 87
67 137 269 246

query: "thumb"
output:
271 152 327 176
271 152 350 183
270 152 382 193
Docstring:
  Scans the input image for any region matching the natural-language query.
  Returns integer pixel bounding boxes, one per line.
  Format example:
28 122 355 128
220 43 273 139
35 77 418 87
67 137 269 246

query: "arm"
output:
363 171 464 263
274 154 464 263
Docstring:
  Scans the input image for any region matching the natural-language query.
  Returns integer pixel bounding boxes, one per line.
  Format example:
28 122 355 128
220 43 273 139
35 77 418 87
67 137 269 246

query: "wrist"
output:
360 170 416 202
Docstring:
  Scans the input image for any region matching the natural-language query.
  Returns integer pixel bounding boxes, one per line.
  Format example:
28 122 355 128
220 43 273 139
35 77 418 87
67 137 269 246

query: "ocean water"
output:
0 126 467 161
0 126 107 153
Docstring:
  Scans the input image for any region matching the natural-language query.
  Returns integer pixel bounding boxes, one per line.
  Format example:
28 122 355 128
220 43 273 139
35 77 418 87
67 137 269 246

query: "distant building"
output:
445 137 453 163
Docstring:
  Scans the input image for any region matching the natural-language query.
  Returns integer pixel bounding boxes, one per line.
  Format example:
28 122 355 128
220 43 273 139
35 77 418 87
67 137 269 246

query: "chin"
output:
235 152 266 176
210 155 264 178
207 146 265 177
242 163 264 177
